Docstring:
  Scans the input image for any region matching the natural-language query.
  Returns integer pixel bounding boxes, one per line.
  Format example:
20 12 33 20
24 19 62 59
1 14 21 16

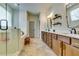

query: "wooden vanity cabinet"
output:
52 34 63 56
71 38 79 48
41 32 52 48
41 31 44 41
47 33 52 48
71 38 79 56
71 46 79 56
51 33 57 49
62 37 79 56
58 35 71 44
41 31 79 56
63 43 73 56
63 42 79 56
41 31 47 43
58 35 71 56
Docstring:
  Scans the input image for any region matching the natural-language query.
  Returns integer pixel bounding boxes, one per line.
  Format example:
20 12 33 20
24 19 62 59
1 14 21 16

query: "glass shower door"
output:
0 3 7 56
6 3 20 56
0 3 21 56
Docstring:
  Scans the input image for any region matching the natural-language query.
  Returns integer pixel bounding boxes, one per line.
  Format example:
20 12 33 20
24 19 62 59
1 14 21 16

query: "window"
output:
7 10 12 27
0 5 12 27
70 8 79 21
0 6 6 20
67 4 79 27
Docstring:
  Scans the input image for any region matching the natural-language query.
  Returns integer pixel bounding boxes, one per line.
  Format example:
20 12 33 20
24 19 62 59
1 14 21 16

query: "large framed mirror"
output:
66 3 79 28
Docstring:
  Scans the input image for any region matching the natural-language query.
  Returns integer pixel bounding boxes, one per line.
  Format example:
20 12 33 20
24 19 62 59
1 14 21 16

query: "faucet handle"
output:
71 28 76 34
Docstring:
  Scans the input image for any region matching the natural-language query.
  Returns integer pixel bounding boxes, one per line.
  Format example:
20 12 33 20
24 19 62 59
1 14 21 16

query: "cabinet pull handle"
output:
73 46 79 49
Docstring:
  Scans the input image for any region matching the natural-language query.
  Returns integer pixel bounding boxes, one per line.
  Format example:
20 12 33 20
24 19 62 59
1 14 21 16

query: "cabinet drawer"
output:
58 35 71 44
71 38 79 48
52 34 57 40
53 39 63 56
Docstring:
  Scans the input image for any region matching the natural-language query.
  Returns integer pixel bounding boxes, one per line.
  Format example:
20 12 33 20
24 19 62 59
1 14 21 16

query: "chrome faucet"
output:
71 28 76 34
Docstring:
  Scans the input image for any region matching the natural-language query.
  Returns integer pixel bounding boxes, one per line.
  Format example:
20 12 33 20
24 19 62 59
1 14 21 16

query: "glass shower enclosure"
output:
0 3 21 56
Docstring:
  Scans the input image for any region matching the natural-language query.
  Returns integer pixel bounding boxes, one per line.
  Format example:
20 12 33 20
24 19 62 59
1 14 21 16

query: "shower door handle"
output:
0 19 8 30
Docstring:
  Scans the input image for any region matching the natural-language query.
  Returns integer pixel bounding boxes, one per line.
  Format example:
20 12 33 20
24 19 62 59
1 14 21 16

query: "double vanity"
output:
41 31 79 56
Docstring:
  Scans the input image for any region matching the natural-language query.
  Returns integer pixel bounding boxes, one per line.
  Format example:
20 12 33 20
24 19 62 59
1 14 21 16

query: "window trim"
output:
67 3 79 27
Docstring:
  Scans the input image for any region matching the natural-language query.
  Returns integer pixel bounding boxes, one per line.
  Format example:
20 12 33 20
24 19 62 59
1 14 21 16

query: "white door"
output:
29 21 34 38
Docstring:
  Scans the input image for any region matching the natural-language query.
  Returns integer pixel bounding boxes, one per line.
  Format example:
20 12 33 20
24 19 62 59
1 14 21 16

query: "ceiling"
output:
8 3 53 14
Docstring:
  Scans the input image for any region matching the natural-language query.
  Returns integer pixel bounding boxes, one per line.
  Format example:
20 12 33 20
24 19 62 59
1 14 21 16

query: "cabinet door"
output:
47 33 52 48
43 32 47 43
63 43 73 56
63 43 79 56
41 31 44 41
53 39 63 56
51 34 57 49
71 46 79 56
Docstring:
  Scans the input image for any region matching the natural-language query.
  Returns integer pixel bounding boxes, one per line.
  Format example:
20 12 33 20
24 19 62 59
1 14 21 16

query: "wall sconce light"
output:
47 12 54 29
47 12 54 19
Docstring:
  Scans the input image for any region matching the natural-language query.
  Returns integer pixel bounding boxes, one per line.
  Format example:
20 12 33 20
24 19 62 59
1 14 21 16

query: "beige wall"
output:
45 3 70 33
48 3 67 28
39 11 48 38
19 11 27 35
19 3 72 39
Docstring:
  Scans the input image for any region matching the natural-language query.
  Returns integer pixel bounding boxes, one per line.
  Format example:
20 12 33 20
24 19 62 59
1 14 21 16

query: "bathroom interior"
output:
0 3 79 56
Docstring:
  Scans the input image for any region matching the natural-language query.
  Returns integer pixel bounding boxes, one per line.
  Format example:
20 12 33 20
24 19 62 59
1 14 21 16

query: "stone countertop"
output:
43 31 79 39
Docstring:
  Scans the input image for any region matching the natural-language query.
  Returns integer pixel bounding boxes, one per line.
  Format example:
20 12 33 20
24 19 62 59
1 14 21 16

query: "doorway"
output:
27 12 40 38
